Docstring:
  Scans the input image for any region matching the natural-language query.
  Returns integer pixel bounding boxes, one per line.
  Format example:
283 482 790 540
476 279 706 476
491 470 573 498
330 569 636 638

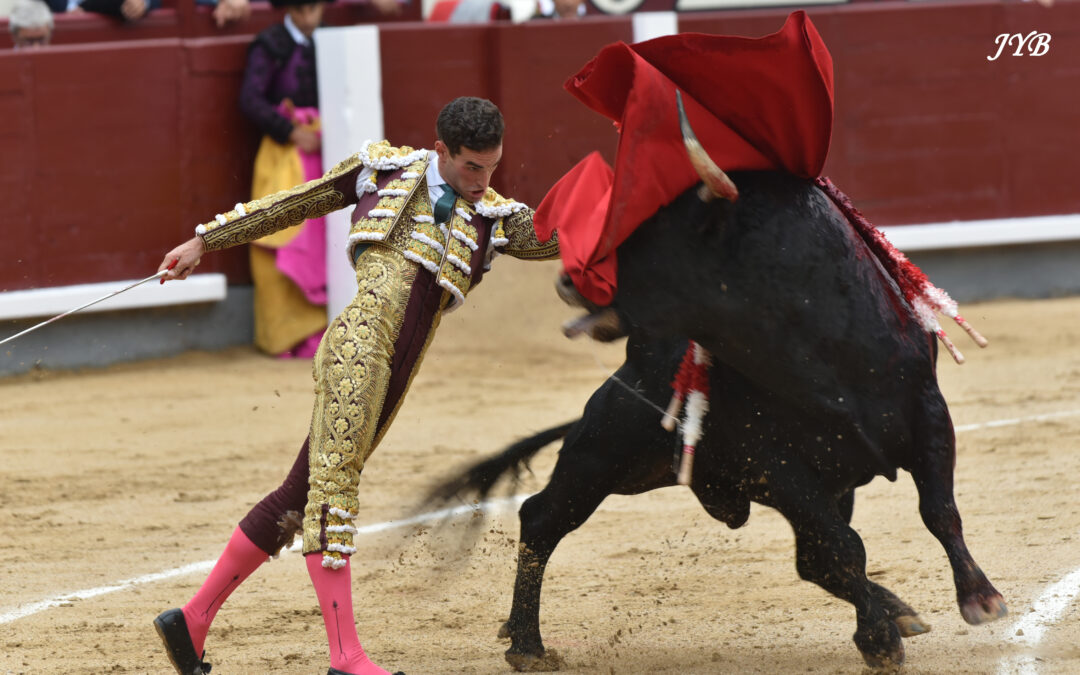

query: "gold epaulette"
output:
349 142 431 247
196 153 363 252
359 140 427 170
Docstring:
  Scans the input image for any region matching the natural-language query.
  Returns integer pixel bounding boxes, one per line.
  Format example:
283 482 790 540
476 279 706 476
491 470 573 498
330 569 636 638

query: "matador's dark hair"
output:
436 97 504 155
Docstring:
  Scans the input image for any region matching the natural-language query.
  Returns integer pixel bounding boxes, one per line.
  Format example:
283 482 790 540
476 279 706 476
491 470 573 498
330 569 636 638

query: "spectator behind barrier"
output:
239 0 400 356
240 0 332 358
9 0 53 47
429 0 509 22
196 0 252 28
196 0 398 31
531 0 583 20
44 0 159 22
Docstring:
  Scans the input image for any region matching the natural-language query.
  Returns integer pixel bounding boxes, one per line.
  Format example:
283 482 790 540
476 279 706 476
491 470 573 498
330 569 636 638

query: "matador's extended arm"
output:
197 154 365 252
498 208 560 261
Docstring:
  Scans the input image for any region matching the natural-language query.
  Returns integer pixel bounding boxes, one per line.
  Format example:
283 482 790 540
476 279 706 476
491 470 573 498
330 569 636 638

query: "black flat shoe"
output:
327 668 405 675
153 608 212 675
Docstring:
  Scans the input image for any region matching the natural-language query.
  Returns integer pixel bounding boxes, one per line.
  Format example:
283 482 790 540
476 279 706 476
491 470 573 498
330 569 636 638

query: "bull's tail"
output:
421 421 577 507
815 177 988 364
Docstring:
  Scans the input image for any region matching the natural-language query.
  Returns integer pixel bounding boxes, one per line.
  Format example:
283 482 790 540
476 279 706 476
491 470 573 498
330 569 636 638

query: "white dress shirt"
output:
283 14 311 47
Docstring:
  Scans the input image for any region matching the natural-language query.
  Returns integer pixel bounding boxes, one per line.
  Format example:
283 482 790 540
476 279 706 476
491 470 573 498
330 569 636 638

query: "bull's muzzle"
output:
555 274 627 341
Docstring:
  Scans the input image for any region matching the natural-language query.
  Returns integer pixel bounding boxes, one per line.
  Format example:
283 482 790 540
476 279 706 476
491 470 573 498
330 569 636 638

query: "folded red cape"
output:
534 10 834 306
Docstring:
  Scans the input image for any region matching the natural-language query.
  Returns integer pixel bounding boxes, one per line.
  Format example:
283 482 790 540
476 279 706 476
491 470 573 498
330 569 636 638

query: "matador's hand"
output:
159 236 206 283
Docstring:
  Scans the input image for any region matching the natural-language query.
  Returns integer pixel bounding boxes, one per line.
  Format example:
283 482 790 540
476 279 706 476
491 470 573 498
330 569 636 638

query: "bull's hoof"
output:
859 639 905 671
894 614 931 637
505 648 565 672
855 621 904 672
497 621 511 640
960 592 1008 625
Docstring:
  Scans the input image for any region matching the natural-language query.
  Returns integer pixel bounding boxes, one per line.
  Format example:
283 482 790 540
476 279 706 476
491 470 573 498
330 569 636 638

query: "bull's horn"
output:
677 90 739 202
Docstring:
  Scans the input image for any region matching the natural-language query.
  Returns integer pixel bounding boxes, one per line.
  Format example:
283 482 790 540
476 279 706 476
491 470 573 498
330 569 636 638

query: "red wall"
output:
698 2 1080 225
1 37 258 290
378 18 631 194
2 1 1078 292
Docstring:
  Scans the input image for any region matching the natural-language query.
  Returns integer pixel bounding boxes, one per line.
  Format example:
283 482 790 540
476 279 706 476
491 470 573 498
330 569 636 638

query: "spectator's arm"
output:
370 0 401 15
212 0 250 28
120 0 149 21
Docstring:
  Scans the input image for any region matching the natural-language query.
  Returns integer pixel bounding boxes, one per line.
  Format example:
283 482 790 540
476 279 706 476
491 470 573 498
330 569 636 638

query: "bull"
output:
429 101 1006 670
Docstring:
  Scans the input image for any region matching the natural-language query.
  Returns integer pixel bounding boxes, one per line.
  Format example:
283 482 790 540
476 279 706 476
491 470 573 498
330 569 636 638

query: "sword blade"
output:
0 269 169 348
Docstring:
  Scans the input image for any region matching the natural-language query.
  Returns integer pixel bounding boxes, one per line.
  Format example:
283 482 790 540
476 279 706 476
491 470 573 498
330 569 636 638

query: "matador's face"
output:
434 141 502 204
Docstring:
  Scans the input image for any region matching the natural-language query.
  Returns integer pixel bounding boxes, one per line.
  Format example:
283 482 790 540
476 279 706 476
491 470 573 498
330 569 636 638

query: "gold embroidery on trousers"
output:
302 248 418 565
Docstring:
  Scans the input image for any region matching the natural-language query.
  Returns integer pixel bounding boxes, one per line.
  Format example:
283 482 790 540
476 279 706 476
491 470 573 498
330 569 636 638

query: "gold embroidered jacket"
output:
196 140 559 310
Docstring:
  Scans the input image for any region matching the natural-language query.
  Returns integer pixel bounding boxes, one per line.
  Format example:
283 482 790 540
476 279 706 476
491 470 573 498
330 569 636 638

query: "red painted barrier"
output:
2 2 1077 294
708 2 1080 225
377 18 631 196
1 37 256 291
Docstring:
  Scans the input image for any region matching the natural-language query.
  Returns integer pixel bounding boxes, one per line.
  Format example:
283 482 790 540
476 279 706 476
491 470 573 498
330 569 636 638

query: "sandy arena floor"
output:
1 258 1079 674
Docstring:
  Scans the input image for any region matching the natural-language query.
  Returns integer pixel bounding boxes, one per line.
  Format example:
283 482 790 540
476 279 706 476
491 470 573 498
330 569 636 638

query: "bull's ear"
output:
677 90 739 203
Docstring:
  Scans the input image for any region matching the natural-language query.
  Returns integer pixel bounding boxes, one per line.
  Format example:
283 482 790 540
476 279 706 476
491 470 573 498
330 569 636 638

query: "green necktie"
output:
433 186 456 224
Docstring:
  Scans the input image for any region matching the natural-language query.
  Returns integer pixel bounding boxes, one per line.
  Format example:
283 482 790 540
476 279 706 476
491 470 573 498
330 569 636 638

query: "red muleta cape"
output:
534 10 835 306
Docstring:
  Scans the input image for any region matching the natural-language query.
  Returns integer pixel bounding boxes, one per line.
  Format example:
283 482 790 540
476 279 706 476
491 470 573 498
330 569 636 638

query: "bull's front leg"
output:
501 529 565 672
766 467 904 669
499 366 671 671
793 519 905 668
842 491 932 638
867 580 932 638
502 478 607 672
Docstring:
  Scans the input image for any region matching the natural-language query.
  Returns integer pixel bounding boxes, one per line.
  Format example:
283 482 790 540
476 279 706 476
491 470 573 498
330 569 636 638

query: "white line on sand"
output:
960 410 1080 674
4 407 1080 668
955 408 1080 433
0 560 216 625
996 568 1080 675
0 496 526 626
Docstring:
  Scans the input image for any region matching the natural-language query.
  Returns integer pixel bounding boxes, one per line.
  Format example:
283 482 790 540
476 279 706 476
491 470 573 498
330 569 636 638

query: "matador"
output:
152 97 558 675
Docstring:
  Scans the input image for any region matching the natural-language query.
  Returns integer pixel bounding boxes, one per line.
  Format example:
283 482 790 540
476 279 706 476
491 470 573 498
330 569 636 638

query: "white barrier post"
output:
315 25 385 321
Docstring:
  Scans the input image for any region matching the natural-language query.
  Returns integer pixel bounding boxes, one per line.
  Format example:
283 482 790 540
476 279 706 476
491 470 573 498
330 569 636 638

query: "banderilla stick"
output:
0 260 178 348
676 445 695 486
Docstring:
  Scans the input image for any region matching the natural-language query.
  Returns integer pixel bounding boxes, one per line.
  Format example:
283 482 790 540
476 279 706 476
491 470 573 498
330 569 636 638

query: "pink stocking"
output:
305 553 391 675
181 527 268 656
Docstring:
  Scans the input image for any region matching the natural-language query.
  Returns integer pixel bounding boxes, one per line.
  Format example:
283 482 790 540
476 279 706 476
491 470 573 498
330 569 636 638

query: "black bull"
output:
429 170 1007 670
